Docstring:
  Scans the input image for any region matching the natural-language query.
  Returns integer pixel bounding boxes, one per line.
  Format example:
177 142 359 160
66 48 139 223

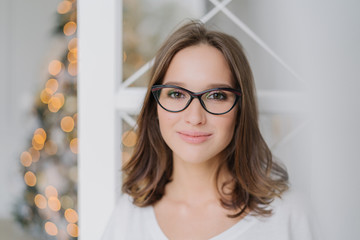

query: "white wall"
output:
0 0 60 219
239 1 360 239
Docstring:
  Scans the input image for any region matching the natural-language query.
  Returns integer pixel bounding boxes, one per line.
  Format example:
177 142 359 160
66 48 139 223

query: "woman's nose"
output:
183 98 206 125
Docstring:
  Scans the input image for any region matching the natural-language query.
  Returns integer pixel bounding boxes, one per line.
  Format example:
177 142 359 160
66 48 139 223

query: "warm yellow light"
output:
67 223 78 237
63 21 77 36
45 221 58 236
33 134 45 145
24 171 37 187
48 93 64 113
67 62 77 76
72 113 78 124
122 151 131 164
57 0 72 14
40 88 53 104
67 51 77 63
48 197 61 211
34 128 46 138
34 194 47 209
68 38 77 52
45 185 58 198
122 130 137 147
70 138 78 154
48 60 63 76
61 195 74 209
28 148 40 162
64 208 78 223
61 116 74 132
44 140 58 155
20 151 32 167
32 138 44 151
45 79 58 94
54 93 65 106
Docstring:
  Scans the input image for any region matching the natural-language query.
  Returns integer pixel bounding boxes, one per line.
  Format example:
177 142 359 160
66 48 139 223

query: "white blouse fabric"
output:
101 191 315 240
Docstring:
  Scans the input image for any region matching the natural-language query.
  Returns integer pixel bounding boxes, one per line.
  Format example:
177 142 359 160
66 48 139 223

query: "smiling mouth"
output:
177 131 212 144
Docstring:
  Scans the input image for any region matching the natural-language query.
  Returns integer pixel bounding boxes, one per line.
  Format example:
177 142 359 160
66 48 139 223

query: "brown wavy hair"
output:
122 20 289 217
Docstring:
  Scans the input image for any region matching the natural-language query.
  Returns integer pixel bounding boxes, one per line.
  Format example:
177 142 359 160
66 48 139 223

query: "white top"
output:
101 191 316 240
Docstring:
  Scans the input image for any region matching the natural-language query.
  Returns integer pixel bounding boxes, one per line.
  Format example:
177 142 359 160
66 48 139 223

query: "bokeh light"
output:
48 197 61 211
45 221 58 236
64 208 78 223
48 60 63 76
34 194 47 209
63 21 77 36
45 185 58 198
70 138 78 154
40 88 53 104
28 147 40 162
48 93 65 113
67 51 77 63
57 0 72 14
67 62 77 76
122 130 137 147
122 151 131 164
61 116 75 132
45 78 59 94
20 151 32 167
68 38 77 52
67 223 78 237
24 171 37 187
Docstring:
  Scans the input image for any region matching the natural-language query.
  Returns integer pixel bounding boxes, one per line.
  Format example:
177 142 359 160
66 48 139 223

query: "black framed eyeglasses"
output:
151 85 241 115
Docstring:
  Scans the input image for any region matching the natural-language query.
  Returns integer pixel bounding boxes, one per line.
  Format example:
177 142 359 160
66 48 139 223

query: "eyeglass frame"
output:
151 84 242 115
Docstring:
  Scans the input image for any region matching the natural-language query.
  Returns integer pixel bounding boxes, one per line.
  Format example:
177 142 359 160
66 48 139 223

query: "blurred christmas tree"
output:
14 1 79 239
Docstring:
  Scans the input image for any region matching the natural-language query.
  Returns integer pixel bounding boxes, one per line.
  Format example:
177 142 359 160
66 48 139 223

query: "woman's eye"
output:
168 90 185 99
206 91 227 100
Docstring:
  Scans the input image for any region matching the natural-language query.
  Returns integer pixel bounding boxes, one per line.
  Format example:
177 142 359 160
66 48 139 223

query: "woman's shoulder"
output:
101 194 154 240
248 189 316 240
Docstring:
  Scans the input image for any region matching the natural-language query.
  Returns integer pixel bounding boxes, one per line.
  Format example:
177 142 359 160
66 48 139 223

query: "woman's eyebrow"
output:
162 81 234 89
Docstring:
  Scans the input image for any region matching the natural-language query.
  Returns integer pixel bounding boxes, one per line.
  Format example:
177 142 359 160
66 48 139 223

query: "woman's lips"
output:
177 131 212 144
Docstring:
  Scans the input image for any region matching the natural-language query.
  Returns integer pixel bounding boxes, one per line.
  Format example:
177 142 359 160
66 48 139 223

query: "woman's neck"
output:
164 154 227 205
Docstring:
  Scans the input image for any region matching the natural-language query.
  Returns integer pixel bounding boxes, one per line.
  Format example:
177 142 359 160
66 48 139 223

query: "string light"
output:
64 208 78 223
45 78 59 94
45 185 58 198
68 38 77 52
24 171 37 187
57 0 72 14
48 60 63 76
67 62 77 76
34 194 47 209
61 116 75 132
28 147 40 162
48 93 65 112
40 88 53 104
48 197 61 211
20 151 32 167
67 51 77 63
67 223 78 237
122 130 137 147
70 138 78 154
63 21 77 36
44 221 58 236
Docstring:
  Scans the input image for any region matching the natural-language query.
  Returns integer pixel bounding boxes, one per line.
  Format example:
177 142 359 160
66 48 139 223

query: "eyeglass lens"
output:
154 87 238 114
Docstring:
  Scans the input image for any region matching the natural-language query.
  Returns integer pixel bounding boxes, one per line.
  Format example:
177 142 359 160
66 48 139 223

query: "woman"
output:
102 21 314 240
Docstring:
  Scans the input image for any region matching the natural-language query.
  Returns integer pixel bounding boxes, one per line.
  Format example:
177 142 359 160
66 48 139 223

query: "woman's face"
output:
157 44 237 165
